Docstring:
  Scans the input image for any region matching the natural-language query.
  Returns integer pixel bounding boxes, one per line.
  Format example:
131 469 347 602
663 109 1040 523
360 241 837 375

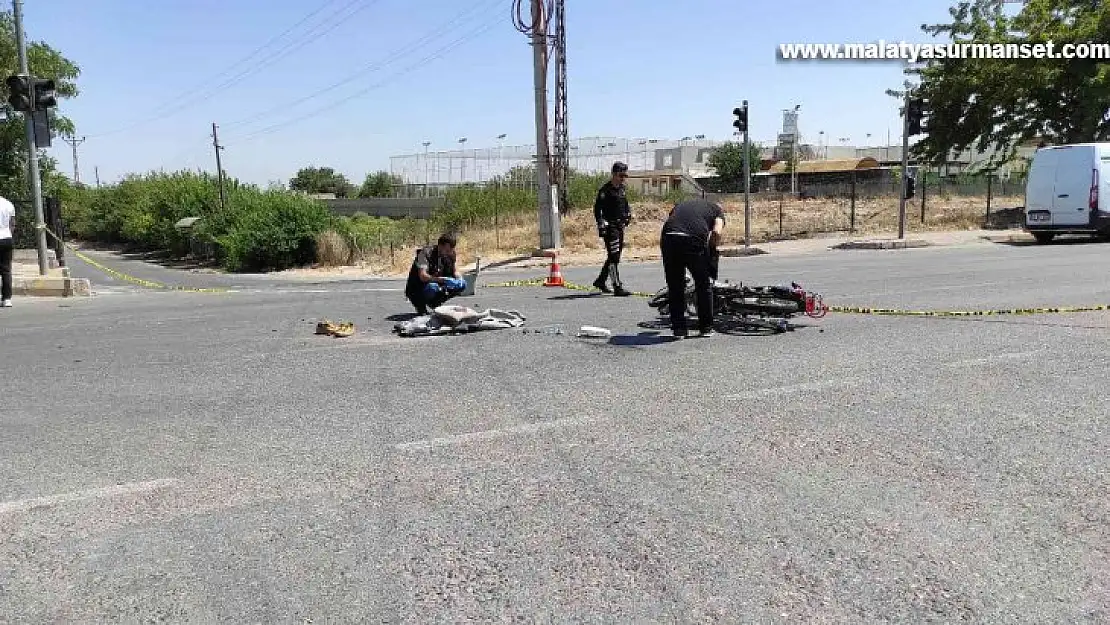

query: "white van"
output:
1024 142 1110 243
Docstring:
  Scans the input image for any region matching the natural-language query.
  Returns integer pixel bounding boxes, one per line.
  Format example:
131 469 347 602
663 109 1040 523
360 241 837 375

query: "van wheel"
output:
1033 232 1055 244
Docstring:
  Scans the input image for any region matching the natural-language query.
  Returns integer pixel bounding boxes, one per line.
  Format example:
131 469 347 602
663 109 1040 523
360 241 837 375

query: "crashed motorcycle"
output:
647 277 828 333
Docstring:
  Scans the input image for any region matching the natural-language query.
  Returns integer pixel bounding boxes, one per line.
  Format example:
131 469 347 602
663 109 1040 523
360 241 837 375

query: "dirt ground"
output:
283 194 1022 279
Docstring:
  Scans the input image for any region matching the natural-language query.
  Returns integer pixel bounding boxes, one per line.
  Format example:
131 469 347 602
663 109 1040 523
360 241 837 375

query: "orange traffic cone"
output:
544 251 565 287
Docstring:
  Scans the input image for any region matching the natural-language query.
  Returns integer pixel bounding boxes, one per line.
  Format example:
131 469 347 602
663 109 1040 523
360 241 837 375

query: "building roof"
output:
765 157 880 175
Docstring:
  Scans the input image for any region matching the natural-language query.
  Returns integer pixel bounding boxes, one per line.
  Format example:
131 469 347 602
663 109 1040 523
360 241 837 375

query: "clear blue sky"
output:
29 0 965 187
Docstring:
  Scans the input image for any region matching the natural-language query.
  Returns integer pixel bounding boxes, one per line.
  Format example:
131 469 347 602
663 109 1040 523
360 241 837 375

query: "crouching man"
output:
405 233 468 315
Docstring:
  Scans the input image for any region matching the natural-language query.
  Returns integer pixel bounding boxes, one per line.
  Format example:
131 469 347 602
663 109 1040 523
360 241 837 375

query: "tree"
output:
358 170 401 198
0 10 81 202
288 166 353 197
904 0 1110 167
706 141 763 189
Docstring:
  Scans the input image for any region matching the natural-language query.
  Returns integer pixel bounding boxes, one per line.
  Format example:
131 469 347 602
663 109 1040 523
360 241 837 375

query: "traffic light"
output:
904 173 916 199
733 103 748 133
906 97 925 135
6 74 31 111
32 78 57 110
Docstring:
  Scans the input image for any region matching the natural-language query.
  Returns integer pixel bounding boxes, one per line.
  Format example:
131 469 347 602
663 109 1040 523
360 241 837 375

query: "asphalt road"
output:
2 238 1108 623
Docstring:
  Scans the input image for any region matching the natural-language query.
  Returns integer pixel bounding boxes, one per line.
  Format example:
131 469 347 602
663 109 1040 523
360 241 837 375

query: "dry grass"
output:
315 229 355 267
320 193 1022 276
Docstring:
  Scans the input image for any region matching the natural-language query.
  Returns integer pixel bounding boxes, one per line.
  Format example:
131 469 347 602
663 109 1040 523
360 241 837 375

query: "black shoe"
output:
593 278 611 293
612 286 631 297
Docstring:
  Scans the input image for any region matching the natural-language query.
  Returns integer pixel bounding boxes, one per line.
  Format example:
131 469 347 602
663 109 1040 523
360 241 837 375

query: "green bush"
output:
62 169 338 272
201 189 334 272
59 167 655 272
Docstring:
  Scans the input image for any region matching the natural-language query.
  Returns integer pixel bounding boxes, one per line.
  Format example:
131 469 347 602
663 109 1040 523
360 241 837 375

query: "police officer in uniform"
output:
404 233 467 315
592 162 632 296
660 198 726 338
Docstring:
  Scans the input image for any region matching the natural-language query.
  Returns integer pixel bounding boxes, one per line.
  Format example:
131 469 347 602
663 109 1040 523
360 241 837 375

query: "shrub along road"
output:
2 239 1108 622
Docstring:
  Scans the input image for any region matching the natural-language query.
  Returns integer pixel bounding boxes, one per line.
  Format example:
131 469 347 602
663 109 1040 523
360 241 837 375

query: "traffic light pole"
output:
743 100 751 249
12 0 48 275
898 87 910 240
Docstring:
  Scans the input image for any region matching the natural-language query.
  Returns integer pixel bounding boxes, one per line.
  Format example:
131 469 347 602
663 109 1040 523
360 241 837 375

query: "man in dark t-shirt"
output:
404 233 467 315
659 198 726 338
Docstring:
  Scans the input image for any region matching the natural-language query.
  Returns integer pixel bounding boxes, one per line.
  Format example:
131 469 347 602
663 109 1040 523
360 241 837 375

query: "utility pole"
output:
530 0 559 250
790 136 797 195
552 0 569 217
94 166 101 188
211 122 227 210
63 135 85 184
12 0 48 275
899 84 910 240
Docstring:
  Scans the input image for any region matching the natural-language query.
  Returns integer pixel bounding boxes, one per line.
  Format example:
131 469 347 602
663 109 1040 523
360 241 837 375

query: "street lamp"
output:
458 137 468 183
422 141 431 195
496 133 506 178
786 104 801 194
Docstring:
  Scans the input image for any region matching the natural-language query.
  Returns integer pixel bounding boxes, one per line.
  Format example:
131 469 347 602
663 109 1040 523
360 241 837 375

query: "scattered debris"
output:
315 319 355 338
524 325 565 335
577 326 612 339
394 305 526 337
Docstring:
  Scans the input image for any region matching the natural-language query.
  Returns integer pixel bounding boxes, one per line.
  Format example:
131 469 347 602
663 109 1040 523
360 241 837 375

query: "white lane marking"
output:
395 416 594 451
0 479 181 515
943 351 1042 368
723 378 859 400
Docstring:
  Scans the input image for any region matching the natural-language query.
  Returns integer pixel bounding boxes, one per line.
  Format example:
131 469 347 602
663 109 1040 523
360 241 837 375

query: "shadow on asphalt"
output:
608 332 682 346
990 235 1109 248
386 313 419 322
637 317 818 337
548 292 604 301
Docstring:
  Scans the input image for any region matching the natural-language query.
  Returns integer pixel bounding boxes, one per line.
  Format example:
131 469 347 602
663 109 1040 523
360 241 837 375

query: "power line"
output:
222 0 505 130
85 0 377 138
223 15 503 145
145 0 345 118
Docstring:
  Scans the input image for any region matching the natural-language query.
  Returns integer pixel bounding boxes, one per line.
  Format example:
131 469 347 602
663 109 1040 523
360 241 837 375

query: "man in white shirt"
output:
0 195 15 307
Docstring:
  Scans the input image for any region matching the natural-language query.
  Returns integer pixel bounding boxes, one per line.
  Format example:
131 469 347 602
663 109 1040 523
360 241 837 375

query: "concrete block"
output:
831 238 930 250
12 249 64 269
12 276 92 297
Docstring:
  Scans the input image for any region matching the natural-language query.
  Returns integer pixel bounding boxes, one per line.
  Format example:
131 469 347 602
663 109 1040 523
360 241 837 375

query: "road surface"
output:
2 238 1107 623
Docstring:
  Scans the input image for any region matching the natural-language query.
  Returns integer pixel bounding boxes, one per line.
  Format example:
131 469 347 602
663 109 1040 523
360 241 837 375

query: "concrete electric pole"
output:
63 135 85 184
530 0 559 250
211 122 227 210
12 0 49 275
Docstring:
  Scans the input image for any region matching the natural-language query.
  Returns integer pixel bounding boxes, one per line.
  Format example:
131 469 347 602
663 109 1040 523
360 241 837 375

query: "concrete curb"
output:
12 276 93 297
981 233 1034 244
831 239 931 250
717 246 768 257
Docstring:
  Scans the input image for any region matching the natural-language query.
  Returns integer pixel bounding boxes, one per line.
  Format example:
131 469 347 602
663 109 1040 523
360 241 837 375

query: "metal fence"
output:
388 136 728 187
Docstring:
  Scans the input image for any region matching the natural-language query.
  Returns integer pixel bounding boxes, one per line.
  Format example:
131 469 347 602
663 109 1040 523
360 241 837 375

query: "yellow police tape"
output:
42 225 230 294
484 278 1110 317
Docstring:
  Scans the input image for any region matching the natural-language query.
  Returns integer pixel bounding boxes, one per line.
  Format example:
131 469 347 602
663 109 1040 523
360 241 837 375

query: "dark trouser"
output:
0 238 12 302
596 226 625 287
708 245 719 281
407 281 465 315
661 233 713 334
